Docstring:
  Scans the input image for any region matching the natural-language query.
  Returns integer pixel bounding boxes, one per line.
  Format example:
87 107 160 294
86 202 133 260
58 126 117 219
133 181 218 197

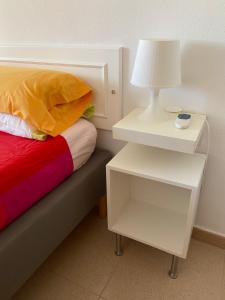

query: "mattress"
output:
61 118 97 170
0 119 97 231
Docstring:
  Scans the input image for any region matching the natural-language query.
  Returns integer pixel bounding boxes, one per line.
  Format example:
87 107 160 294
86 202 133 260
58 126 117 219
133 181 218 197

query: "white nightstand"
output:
106 108 207 278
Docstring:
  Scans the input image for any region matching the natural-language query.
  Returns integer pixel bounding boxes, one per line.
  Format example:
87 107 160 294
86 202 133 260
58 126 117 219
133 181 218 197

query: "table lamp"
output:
131 39 181 121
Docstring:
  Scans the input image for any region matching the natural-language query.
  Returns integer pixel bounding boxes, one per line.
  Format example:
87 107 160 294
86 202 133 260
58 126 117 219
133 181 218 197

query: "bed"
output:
0 45 122 300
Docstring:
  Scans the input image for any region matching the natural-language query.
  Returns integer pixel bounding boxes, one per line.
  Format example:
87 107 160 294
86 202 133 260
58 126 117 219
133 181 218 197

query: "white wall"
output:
0 0 225 235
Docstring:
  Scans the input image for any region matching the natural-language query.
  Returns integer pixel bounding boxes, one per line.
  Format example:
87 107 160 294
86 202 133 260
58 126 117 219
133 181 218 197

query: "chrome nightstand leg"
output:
114 234 123 256
168 255 179 279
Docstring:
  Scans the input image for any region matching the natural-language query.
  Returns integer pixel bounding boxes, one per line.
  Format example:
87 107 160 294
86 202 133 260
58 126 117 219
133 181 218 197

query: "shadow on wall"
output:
182 41 225 129
122 47 130 114
160 41 225 232
122 46 142 114
182 41 225 233
161 41 224 124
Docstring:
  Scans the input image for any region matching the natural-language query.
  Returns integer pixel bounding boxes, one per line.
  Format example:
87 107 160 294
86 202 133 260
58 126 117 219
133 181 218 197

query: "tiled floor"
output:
13 210 225 300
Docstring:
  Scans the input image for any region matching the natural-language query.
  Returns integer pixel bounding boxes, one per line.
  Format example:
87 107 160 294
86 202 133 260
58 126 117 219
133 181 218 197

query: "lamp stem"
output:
138 88 166 122
149 88 160 114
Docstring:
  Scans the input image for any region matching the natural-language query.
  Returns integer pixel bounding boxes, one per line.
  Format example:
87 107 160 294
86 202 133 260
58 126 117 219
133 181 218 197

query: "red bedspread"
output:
0 132 73 230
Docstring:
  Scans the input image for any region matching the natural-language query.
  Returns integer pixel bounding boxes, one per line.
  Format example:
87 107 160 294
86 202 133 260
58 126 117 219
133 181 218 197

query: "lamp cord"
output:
201 119 210 188
204 119 210 160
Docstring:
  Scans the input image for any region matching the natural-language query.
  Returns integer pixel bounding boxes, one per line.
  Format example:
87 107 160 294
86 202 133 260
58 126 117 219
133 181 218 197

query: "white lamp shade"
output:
131 39 181 88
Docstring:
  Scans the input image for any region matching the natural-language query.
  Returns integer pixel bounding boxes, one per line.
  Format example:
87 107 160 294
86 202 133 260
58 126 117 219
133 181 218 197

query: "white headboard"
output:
0 44 123 130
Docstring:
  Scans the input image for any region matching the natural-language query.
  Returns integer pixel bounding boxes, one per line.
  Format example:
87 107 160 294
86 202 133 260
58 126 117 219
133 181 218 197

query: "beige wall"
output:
0 0 225 235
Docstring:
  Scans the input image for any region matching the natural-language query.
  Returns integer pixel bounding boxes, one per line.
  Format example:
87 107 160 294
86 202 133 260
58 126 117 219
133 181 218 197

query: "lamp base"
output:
138 89 167 123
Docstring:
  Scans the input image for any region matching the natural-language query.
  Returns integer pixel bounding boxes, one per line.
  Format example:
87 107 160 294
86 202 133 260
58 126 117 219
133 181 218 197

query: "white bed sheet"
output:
61 119 97 171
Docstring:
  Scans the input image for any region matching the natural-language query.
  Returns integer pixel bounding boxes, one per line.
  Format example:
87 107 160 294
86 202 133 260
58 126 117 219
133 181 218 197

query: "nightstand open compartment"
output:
107 143 207 259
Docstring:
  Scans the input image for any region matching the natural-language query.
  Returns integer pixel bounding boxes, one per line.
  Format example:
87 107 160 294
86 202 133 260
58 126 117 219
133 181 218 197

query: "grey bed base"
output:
0 148 112 300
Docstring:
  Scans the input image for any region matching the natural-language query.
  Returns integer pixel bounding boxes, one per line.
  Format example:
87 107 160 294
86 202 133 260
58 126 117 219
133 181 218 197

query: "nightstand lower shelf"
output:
111 200 187 257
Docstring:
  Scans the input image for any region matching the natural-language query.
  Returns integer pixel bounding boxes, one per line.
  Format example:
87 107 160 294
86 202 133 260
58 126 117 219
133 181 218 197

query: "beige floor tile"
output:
219 257 225 300
119 238 170 272
13 212 225 300
102 239 169 300
102 238 225 300
161 239 225 300
12 265 98 300
43 211 119 295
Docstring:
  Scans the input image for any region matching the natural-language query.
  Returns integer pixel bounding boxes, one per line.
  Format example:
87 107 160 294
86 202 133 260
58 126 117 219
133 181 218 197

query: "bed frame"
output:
0 148 112 300
0 45 122 300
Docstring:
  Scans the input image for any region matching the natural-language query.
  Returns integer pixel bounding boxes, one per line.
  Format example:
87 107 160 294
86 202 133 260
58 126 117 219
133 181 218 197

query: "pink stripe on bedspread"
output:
0 132 74 230
0 153 72 228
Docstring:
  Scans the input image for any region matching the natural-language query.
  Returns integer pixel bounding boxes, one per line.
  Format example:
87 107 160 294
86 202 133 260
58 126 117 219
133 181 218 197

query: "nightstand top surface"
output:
113 107 206 153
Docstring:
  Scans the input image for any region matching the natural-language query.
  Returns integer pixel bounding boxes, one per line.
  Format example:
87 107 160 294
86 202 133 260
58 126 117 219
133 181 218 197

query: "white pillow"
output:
0 113 47 140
